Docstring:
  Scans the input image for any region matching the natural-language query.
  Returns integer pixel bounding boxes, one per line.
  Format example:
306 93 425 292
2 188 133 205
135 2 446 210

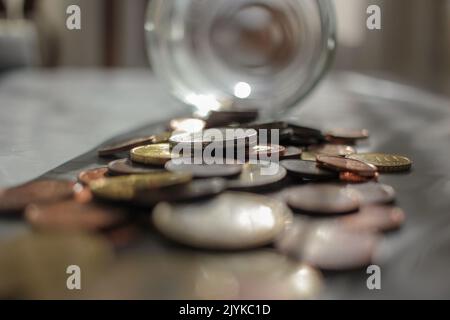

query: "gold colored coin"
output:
130 143 175 165
152 131 173 144
347 153 412 172
301 151 317 162
89 172 192 201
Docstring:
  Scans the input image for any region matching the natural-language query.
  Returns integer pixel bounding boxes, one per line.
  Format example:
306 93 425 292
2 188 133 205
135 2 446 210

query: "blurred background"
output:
0 0 449 96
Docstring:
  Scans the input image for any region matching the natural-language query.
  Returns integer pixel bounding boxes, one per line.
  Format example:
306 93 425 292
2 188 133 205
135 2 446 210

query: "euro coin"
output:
347 153 412 172
130 143 175 165
280 160 338 180
77 167 109 185
108 158 164 175
227 162 287 191
97 136 155 156
316 155 378 177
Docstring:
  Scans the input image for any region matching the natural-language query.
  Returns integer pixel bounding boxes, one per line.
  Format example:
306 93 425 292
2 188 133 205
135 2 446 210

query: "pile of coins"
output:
0 109 413 299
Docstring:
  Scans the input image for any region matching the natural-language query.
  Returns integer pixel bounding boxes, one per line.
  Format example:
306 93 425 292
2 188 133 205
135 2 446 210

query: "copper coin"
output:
280 146 302 160
77 167 109 185
276 219 379 271
97 136 155 156
169 118 206 133
308 144 356 156
339 171 379 183
248 145 286 159
205 109 258 127
347 182 396 205
165 159 242 178
73 183 93 203
134 178 227 207
302 222 379 270
108 158 164 175
0 180 75 213
286 184 360 215
281 160 338 180
25 200 127 232
227 162 287 191
325 128 369 140
338 205 406 232
316 155 378 177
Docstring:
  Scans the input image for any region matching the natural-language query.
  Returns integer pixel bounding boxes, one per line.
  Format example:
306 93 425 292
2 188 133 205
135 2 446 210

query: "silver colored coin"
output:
227 161 287 191
347 182 396 205
276 218 379 270
169 128 257 149
286 184 360 215
152 192 293 250
165 159 242 178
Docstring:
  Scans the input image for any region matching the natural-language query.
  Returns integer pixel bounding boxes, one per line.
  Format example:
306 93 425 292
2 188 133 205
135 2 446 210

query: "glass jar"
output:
145 0 336 118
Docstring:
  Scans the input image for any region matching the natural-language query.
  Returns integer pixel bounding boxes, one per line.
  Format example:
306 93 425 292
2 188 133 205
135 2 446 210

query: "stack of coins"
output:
0 110 414 299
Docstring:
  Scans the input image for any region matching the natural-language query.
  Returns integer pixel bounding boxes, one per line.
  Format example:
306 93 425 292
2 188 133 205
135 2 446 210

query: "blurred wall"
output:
13 0 450 95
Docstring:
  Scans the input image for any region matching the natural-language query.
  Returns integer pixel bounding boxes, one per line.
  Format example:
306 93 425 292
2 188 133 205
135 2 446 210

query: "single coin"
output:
0 180 75 213
347 182 396 205
300 151 317 162
281 160 338 180
77 167 109 185
245 121 288 131
316 155 378 177
134 178 227 207
302 222 379 270
25 200 127 232
276 219 379 270
206 110 259 126
108 158 164 175
152 131 173 144
248 145 286 159
325 128 369 140
338 205 406 232
308 144 356 156
347 153 412 172
73 183 93 204
0 232 113 299
169 128 258 149
165 159 242 178
339 171 379 183
286 184 360 215
280 146 302 160
287 123 324 140
169 118 206 133
152 192 293 250
97 136 155 156
90 172 192 201
130 143 175 165
227 162 287 191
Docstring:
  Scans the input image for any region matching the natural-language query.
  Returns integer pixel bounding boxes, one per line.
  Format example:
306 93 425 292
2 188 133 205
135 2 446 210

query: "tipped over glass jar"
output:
145 0 336 118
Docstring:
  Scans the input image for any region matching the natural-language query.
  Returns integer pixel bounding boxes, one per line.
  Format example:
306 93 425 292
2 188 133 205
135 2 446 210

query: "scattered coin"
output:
325 128 369 141
245 121 288 131
77 167 109 185
280 146 302 160
206 110 258 127
130 143 175 165
25 200 127 232
276 219 379 270
90 172 192 201
169 118 206 133
0 232 114 299
301 222 379 270
301 151 318 162
281 160 338 180
227 162 287 191
97 136 155 157
152 131 173 144
287 123 325 141
347 153 412 172
347 182 396 205
169 128 257 149
152 192 293 250
339 171 379 183
73 183 93 203
134 178 227 207
0 180 75 214
108 158 164 175
316 155 378 177
308 144 356 156
165 159 242 178
337 205 406 232
248 145 286 159
286 184 360 215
